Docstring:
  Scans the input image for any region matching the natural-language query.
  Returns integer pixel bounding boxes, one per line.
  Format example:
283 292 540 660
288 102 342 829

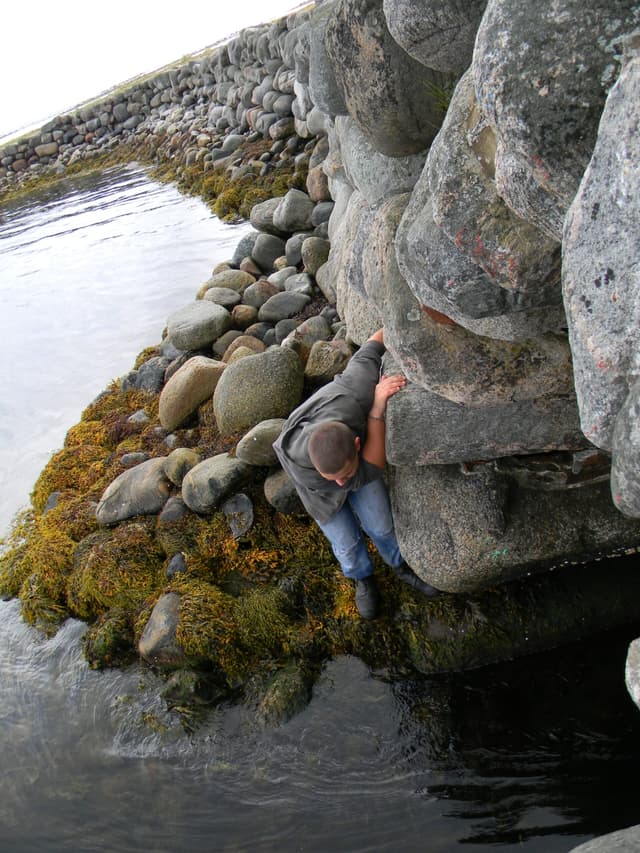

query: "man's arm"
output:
361 372 406 469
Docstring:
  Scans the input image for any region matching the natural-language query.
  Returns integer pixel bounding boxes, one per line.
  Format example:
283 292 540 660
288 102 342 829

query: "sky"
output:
0 0 305 140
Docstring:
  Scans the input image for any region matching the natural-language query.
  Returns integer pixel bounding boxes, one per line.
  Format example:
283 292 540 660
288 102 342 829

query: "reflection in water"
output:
394 624 640 847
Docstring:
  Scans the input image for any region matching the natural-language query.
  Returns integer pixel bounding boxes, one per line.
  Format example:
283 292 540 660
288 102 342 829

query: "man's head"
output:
308 421 360 486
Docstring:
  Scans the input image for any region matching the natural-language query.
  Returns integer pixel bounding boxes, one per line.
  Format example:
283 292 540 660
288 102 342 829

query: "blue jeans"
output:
316 478 403 579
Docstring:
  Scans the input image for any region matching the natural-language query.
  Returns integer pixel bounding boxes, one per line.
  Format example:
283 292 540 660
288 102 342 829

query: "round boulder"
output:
213 346 304 436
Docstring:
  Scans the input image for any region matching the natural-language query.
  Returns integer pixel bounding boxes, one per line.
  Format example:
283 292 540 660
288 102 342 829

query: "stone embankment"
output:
2 0 640 771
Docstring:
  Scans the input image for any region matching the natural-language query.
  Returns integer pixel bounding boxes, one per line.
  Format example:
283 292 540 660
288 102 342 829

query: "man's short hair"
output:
308 421 357 475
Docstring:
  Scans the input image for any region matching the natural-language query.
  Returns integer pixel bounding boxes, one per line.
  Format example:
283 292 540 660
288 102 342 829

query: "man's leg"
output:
315 504 379 618
348 477 403 568
315 502 373 579
350 478 442 597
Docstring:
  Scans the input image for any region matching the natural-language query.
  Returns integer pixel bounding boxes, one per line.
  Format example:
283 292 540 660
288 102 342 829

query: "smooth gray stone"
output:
167 301 232 351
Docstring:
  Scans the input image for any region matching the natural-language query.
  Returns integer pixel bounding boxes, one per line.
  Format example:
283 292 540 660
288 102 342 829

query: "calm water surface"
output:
1 166 639 852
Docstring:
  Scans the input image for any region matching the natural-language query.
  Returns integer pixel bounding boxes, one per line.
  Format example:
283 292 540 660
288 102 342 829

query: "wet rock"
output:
221 492 254 538
158 356 226 432
121 356 172 393
254 662 313 726
163 448 201 487
96 458 171 525
166 552 187 579
182 453 253 514
158 495 190 525
138 592 186 666
389 464 640 593
263 468 305 514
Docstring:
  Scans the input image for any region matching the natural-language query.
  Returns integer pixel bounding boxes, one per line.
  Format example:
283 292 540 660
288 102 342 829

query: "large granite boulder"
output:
138 592 187 666
570 825 640 853
307 0 348 117
563 37 640 464
626 637 640 713
213 346 304 436
384 253 575 404
427 70 562 299
389 464 640 593
383 0 488 74
386 381 586 465
397 176 567 340
325 0 455 156
329 116 427 205
96 458 171 525
472 0 639 239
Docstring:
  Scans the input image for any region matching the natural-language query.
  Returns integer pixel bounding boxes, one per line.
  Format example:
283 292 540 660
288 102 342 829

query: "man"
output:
273 328 441 619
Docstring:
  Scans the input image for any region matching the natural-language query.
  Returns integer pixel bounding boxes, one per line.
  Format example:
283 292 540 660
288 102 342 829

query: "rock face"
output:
472 0 639 239
383 0 488 73
563 37 640 461
324 0 455 155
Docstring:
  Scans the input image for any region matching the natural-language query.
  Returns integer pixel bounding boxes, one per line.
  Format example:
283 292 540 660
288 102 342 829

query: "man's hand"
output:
370 373 407 418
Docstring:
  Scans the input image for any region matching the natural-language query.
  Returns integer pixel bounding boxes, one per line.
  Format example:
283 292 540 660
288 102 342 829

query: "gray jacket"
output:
272 340 385 523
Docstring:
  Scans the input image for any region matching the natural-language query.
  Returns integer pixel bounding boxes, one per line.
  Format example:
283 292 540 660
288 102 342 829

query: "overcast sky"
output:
1 0 303 139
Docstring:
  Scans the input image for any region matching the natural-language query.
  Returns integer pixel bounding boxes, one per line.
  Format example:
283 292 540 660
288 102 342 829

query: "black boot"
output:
354 575 379 619
393 562 442 598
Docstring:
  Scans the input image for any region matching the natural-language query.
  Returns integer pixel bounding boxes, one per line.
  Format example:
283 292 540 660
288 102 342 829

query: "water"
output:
0 164 251 535
1 166 640 852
